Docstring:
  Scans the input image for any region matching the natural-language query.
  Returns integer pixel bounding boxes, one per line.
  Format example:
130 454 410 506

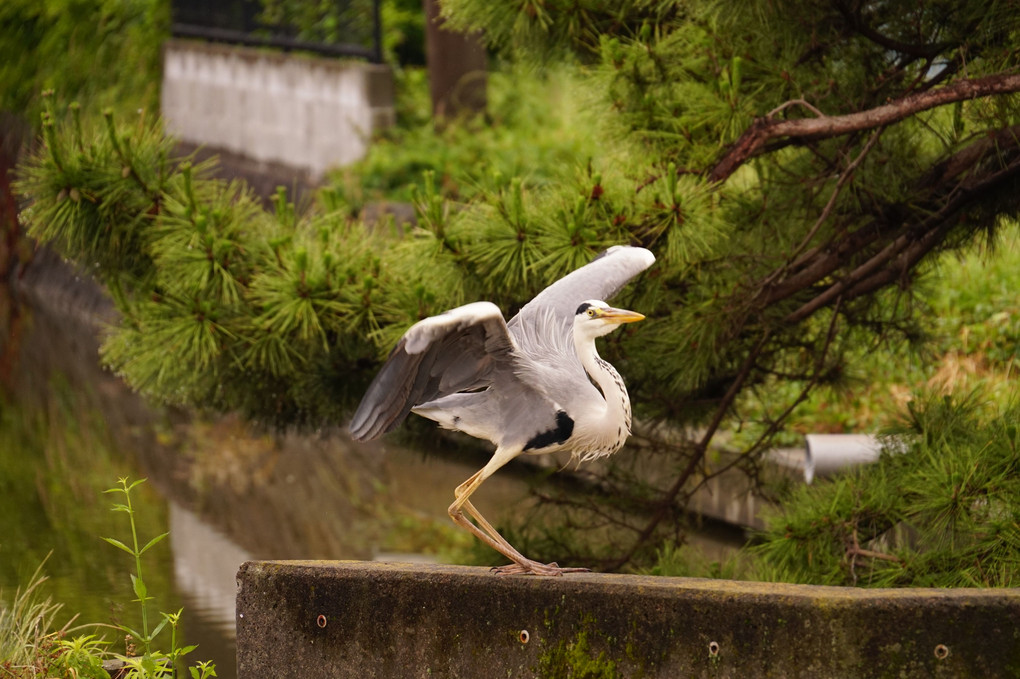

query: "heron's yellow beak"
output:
598 307 645 324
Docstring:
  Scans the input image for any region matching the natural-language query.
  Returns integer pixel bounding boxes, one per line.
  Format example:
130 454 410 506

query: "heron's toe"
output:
491 560 589 576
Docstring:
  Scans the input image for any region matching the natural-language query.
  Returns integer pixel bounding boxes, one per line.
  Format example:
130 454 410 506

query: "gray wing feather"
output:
349 247 655 446
507 246 655 337
349 302 514 441
505 246 654 417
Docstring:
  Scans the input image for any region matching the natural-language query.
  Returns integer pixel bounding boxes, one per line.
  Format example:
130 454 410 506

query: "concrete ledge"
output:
162 40 395 178
235 561 1020 678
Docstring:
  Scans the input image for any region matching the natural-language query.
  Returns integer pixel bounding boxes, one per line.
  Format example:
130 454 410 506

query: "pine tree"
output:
754 394 1020 587
15 0 1020 573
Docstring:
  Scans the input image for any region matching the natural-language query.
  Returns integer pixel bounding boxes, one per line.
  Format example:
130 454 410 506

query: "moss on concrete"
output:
235 561 1020 678
535 621 619 679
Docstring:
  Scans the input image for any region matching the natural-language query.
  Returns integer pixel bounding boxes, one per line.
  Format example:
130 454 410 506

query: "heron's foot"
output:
492 560 590 577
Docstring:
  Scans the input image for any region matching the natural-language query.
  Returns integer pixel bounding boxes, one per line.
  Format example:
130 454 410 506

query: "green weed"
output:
0 557 68 676
1 478 216 678
99 477 216 678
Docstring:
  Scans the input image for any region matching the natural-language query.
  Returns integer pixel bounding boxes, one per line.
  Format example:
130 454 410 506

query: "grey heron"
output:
349 245 655 575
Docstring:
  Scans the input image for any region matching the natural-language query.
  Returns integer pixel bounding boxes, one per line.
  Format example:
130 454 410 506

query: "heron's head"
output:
573 300 645 340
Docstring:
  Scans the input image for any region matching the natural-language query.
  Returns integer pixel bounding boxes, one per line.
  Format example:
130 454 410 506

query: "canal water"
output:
1 254 744 678
0 256 539 678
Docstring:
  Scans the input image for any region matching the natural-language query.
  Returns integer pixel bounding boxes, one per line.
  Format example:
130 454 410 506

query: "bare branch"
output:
687 296 844 495
776 129 885 277
767 98 825 119
709 71 1020 182
832 0 953 60
751 123 1020 319
785 148 1020 324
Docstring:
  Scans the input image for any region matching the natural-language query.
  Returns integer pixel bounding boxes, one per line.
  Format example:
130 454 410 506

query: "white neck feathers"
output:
573 334 632 462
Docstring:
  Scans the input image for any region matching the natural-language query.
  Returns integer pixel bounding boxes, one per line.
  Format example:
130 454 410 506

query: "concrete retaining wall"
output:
235 561 1020 678
162 40 394 179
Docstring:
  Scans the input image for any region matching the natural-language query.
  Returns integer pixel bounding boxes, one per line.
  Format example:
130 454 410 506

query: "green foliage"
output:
440 0 688 61
644 542 749 580
99 477 215 678
255 0 424 65
55 635 112 679
930 231 1020 371
23 101 172 283
0 558 67 675
330 63 593 207
0 479 215 678
15 0 1020 576
17 106 393 425
734 229 1020 447
380 0 426 66
258 0 375 45
753 393 1020 587
0 0 167 122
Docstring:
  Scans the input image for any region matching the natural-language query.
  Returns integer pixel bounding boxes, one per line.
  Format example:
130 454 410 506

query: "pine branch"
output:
764 129 884 282
686 297 845 497
709 72 1020 182
831 0 956 60
783 132 1020 324
744 123 1020 323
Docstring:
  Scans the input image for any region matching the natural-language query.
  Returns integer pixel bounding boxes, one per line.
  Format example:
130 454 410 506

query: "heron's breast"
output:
566 411 630 463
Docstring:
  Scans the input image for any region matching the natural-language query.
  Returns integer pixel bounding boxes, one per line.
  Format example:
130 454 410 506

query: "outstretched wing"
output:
348 302 516 441
505 246 655 417
350 246 655 445
507 246 655 339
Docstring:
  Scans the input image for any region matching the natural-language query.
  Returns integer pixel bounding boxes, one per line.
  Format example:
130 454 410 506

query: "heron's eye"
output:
586 309 596 318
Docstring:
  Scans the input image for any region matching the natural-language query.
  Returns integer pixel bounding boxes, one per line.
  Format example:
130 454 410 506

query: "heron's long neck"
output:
577 338 632 434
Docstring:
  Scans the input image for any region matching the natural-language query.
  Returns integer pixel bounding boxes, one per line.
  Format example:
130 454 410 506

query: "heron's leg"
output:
448 448 588 576
448 455 530 566
455 472 537 563
459 499 587 576
460 499 529 560
451 499 581 576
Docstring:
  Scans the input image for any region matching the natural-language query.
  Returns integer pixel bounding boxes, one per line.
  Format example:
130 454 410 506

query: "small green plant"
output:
0 557 68 676
102 478 170 660
1 478 217 678
55 635 112 679
99 477 216 679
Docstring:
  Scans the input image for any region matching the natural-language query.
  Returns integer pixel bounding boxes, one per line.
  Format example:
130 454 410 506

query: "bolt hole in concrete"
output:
934 643 950 659
519 630 530 644
708 640 720 657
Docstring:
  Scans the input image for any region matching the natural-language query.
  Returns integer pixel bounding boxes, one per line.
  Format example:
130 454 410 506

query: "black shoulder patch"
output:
575 302 593 316
524 411 575 451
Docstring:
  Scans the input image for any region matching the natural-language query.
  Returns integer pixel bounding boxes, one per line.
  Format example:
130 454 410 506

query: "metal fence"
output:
170 0 382 63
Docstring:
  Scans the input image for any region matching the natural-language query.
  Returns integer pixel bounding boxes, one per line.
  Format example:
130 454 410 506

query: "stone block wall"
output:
162 40 394 179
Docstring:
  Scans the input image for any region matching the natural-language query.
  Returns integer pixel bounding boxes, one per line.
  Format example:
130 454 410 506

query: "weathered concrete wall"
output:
162 40 394 179
236 561 1020 678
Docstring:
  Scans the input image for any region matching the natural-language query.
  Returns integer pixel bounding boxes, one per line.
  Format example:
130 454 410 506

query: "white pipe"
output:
803 434 883 484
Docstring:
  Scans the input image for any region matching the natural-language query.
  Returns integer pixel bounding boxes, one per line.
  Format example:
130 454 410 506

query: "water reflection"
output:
0 257 525 679
1 265 237 676
2 256 745 679
169 502 253 635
